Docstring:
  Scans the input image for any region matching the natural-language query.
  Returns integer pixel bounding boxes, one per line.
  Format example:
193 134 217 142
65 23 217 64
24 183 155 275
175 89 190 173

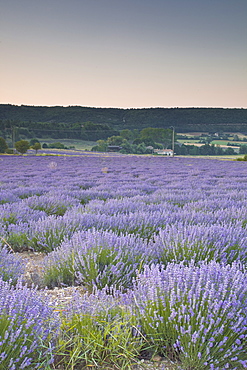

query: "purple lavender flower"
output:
0 246 25 284
132 261 247 369
153 223 247 265
43 229 151 290
0 278 59 369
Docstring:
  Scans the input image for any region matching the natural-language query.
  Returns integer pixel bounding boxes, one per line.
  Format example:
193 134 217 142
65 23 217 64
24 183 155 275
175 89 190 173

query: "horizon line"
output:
1 103 247 110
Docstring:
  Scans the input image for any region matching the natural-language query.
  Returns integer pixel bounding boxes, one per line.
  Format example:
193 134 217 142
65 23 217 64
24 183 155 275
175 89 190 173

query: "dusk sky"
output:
1 0 247 108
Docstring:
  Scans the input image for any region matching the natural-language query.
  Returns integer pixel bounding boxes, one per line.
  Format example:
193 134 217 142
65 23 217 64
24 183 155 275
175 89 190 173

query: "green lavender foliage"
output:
56 308 143 370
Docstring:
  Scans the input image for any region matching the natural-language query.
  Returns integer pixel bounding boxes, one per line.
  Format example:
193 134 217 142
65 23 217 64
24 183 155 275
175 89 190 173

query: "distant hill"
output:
1 104 247 134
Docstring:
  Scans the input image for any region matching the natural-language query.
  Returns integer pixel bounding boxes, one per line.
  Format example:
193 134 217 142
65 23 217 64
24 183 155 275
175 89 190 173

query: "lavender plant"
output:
27 214 82 252
0 202 46 226
0 278 59 369
2 153 247 368
43 229 151 290
42 244 76 288
56 287 143 370
132 261 247 369
153 223 247 266
0 246 25 284
74 229 151 291
56 311 142 369
1 224 30 252
24 192 78 216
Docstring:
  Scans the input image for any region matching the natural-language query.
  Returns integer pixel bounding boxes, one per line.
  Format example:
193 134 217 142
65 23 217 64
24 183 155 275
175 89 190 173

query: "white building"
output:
154 149 174 156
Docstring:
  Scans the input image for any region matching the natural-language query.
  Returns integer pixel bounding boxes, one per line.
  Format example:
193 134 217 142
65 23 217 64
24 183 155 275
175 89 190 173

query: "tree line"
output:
1 131 247 156
91 128 247 156
0 120 119 142
0 137 76 154
1 104 247 135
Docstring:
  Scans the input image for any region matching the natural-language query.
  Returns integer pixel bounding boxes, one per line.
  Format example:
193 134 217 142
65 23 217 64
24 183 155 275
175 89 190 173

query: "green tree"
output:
15 140 29 154
48 142 65 149
91 140 108 152
132 129 140 140
119 140 134 154
0 137 8 153
224 147 235 155
189 145 200 155
120 129 133 141
237 154 247 161
107 136 124 146
140 127 175 148
233 134 239 141
239 145 247 154
136 142 150 154
199 144 214 155
82 121 119 141
29 138 40 146
215 145 224 155
31 142 41 154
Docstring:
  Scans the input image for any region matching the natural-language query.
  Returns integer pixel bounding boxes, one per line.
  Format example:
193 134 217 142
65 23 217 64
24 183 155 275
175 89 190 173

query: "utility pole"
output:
170 126 175 157
12 126 15 150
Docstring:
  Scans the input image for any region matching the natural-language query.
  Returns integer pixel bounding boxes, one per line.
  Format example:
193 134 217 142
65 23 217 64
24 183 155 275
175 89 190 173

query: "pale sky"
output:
1 0 247 108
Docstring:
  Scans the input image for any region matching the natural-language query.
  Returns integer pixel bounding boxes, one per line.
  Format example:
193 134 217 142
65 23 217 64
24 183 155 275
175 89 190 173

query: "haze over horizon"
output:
1 0 246 109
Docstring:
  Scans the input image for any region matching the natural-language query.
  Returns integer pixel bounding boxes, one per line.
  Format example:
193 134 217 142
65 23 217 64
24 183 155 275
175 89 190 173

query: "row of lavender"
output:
0 154 247 369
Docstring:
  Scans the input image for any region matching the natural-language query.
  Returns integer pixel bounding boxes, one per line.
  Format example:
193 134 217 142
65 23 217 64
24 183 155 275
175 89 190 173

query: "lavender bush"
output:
0 202 46 226
56 286 143 370
153 223 247 266
0 246 25 284
43 229 152 290
131 261 247 369
1 153 247 368
24 192 78 216
0 278 59 369
2 155 247 253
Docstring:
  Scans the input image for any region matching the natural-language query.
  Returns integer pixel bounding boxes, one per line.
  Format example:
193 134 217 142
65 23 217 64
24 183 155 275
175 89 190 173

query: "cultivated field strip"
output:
0 154 246 369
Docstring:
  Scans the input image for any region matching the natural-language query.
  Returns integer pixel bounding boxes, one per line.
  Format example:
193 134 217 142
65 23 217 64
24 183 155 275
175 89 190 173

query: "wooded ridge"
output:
1 104 247 133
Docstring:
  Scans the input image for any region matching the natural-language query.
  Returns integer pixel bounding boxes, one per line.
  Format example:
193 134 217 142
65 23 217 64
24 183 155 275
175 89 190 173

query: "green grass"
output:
210 140 240 146
55 310 144 370
39 139 97 150
180 155 243 160
177 139 241 146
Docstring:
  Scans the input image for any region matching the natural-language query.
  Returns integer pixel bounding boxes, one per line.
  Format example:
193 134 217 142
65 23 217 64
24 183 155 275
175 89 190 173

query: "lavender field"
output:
0 153 247 370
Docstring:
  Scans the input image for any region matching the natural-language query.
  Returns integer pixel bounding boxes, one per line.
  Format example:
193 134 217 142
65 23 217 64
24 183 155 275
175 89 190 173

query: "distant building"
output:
107 145 122 152
154 149 174 156
146 146 154 153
